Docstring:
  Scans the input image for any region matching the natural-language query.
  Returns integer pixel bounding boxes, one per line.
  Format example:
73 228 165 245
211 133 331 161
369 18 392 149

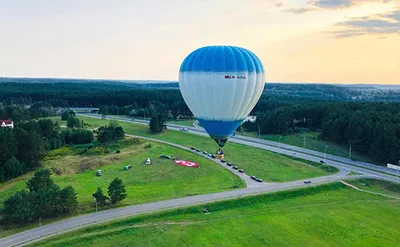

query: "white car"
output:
145 158 151 165
180 127 188 131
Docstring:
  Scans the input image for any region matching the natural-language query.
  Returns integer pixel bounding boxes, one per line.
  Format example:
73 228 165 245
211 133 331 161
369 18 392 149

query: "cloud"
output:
309 0 352 9
331 9 400 38
276 2 283 8
284 7 315 14
309 0 393 9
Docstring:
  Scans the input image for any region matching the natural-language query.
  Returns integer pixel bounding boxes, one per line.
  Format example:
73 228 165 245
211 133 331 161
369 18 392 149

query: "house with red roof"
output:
0 120 13 128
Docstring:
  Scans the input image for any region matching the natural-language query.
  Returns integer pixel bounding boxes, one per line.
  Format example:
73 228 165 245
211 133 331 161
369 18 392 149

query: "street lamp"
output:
93 196 98 213
256 124 261 139
303 136 306 148
278 136 283 149
170 185 174 197
324 146 329 163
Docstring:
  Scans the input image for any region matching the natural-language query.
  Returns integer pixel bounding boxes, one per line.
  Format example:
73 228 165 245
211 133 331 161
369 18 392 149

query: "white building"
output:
0 120 14 128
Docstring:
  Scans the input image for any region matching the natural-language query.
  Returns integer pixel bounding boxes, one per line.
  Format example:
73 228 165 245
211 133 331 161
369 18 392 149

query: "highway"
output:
1 113 399 246
78 113 400 182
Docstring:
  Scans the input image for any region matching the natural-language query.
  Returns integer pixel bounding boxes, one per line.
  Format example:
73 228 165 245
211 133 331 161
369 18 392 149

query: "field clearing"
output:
59 116 337 182
0 140 243 237
30 182 400 247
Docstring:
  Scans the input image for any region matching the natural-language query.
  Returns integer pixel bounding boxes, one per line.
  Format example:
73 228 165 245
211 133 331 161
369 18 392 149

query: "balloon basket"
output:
215 153 224 160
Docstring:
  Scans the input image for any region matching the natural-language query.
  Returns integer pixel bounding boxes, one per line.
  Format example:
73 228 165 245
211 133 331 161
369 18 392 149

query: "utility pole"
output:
278 136 282 149
257 124 261 139
93 196 98 213
303 136 306 148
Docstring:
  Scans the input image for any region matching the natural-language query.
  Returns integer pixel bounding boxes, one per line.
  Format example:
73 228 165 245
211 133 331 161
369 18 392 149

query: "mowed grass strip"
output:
57 116 336 182
30 182 400 247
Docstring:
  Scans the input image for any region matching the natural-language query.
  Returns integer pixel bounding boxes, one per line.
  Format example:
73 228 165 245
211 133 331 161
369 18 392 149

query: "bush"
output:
115 150 121 153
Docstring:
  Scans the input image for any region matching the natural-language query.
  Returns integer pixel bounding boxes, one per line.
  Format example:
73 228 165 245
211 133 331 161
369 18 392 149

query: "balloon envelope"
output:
179 45 265 147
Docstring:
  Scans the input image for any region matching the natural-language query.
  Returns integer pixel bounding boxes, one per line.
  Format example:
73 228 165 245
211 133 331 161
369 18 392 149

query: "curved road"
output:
1 114 398 246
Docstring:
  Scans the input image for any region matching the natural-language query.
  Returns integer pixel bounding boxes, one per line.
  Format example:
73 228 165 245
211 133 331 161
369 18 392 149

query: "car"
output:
226 162 232 166
196 149 200 152
211 155 216 159
238 169 244 173
96 170 102 176
190 147 196 150
203 151 208 155
250 175 256 180
159 154 171 159
232 166 239 170
304 180 311 184
221 159 226 163
256 178 263 183
207 153 213 157
145 158 151 165
320 160 325 164
180 127 188 131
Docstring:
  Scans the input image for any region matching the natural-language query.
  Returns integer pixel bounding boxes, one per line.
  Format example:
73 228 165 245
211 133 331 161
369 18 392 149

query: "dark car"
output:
196 149 200 152
320 160 325 164
256 178 263 183
238 169 244 173
160 154 171 159
211 155 216 159
232 166 239 170
203 151 208 155
190 147 196 150
250 175 256 180
221 159 226 163
226 162 232 166
304 180 311 184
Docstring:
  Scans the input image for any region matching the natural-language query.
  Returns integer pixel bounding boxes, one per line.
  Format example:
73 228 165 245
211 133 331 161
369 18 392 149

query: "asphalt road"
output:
0 171 361 247
78 113 400 183
1 113 398 246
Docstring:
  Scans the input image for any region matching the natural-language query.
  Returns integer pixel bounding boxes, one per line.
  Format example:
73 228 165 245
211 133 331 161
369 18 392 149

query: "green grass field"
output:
0 140 244 237
55 116 337 182
0 141 243 208
240 130 376 164
30 182 400 247
106 115 195 127
346 178 400 198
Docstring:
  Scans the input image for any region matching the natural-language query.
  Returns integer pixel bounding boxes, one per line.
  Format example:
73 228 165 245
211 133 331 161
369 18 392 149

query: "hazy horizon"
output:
0 0 399 85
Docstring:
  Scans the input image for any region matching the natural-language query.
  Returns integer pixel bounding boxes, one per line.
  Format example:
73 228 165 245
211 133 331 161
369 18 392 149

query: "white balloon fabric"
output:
179 45 265 147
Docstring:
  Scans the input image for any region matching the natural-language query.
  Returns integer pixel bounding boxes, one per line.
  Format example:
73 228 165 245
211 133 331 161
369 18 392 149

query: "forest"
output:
0 81 399 165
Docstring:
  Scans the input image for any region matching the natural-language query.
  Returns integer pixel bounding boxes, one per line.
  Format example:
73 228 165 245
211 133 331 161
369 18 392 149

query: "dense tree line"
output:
96 121 125 149
1 169 78 224
0 107 93 181
245 101 400 164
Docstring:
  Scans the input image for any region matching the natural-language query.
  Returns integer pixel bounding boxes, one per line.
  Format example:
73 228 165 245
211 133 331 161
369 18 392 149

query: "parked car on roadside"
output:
256 178 263 183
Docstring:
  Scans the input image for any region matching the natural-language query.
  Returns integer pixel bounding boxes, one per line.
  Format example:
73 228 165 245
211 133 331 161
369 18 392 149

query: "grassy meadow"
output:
30 182 400 247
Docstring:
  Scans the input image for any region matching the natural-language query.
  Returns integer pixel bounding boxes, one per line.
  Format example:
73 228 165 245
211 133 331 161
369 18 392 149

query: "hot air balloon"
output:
179 45 265 148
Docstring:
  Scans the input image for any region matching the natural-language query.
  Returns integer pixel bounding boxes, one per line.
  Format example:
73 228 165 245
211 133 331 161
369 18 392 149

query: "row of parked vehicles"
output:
190 147 263 183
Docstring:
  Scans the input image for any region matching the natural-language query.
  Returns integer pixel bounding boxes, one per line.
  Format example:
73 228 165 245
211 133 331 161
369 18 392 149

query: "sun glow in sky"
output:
0 0 399 84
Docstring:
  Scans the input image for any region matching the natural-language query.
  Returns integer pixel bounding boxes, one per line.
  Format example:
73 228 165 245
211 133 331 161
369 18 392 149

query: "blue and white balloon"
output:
178 45 265 147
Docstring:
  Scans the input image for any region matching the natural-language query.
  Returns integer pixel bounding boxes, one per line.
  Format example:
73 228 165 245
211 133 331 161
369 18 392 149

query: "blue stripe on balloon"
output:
180 46 264 73
198 119 243 138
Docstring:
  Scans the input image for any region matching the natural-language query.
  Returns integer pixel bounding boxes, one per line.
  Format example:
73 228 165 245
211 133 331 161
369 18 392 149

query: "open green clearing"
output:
50 116 337 182
240 130 375 164
30 182 400 247
0 139 243 237
346 178 400 198
106 115 195 127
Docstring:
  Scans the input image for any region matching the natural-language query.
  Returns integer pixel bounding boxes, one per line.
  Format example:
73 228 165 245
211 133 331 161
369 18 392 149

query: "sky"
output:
0 0 399 84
